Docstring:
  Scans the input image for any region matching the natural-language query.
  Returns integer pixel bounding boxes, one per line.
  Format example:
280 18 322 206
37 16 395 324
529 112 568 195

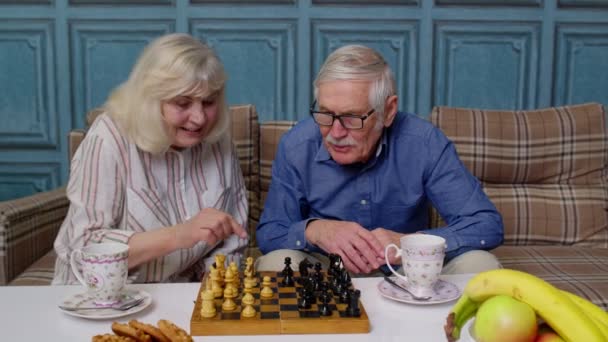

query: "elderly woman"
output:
52 33 248 284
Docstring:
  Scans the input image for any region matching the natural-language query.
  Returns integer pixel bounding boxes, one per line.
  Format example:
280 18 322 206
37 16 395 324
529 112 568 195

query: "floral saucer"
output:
58 288 151 319
377 276 461 305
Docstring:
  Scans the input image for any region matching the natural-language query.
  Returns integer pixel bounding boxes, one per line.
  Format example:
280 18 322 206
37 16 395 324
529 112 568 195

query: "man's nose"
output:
330 117 348 138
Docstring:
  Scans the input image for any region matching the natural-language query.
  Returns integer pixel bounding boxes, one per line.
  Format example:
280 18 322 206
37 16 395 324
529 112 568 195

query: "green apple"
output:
535 332 565 342
473 295 538 342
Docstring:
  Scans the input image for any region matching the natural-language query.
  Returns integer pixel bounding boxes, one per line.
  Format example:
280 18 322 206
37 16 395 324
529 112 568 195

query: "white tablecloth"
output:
0 274 475 341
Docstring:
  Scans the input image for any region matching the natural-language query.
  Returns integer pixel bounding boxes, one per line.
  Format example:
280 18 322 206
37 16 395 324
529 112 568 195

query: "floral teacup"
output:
70 242 129 306
385 234 446 298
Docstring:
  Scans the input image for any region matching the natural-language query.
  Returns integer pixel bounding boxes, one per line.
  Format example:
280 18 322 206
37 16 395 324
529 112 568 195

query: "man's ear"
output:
383 95 398 127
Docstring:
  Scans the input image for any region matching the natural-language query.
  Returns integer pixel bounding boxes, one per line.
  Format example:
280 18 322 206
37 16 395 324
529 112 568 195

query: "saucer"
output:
377 277 461 305
59 288 152 319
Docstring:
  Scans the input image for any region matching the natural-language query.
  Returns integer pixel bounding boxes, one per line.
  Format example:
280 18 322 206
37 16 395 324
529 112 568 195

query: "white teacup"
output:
384 234 446 297
70 242 129 306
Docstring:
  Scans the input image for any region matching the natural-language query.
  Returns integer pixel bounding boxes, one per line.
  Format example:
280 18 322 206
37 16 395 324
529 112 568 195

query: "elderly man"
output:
256 45 503 275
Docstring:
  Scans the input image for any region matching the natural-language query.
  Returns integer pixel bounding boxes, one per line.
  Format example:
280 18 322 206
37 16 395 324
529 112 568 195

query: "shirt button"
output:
480 240 486 245
360 199 367 205
296 240 301 246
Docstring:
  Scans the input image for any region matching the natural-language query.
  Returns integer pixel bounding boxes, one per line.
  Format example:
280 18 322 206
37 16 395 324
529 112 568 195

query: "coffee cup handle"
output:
384 243 409 283
69 249 87 287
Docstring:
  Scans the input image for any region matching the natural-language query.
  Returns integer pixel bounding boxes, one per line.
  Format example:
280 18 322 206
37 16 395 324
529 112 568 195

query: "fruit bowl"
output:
458 318 477 342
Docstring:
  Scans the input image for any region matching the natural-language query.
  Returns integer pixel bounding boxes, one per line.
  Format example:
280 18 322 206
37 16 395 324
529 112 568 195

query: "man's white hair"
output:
313 45 396 129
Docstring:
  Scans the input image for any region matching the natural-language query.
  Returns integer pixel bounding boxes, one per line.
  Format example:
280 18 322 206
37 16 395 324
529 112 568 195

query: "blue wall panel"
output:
0 163 60 200
191 19 296 121
70 20 174 128
0 20 57 148
554 24 608 105
434 21 540 109
436 0 541 5
558 0 608 7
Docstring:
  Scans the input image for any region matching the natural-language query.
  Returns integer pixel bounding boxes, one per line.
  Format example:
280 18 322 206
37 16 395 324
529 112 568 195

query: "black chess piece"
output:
340 268 351 287
314 262 323 282
319 281 329 293
318 291 333 316
298 286 313 309
297 258 312 285
346 289 361 317
282 257 294 276
281 257 295 286
339 286 350 303
282 271 294 286
328 254 342 277
299 258 312 277
333 280 344 297
304 276 317 302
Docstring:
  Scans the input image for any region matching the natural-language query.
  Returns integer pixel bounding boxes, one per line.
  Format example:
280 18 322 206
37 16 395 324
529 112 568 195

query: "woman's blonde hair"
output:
313 45 396 127
104 33 229 154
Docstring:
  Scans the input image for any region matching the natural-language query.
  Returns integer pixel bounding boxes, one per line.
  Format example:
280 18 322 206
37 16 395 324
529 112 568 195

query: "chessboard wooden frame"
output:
190 271 370 335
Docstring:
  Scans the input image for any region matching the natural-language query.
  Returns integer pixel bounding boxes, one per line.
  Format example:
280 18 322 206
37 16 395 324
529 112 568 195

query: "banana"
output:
464 269 604 342
561 290 608 328
445 294 478 341
562 290 608 340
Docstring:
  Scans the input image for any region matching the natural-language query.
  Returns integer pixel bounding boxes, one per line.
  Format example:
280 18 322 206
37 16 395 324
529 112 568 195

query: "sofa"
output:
1 103 606 310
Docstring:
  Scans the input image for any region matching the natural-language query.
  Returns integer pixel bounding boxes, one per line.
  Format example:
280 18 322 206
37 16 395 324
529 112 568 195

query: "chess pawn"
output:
210 268 223 298
243 282 254 294
215 254 226 278
224 268 237 293
200 288 217 318
241 283 256 318
229 262 240 287
222 286 237 311
260 276 273 298
246 256 255 274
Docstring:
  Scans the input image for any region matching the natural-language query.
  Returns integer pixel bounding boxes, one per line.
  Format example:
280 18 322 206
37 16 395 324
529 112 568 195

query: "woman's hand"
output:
172 208 248 249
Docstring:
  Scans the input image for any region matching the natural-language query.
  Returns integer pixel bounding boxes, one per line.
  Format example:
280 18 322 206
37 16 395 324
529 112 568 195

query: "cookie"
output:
157 319 193 342
111 322 152 342
92 334 136 342
128 320 170 342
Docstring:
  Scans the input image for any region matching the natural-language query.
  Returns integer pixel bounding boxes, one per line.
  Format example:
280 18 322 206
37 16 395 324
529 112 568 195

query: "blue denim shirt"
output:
256 112 503 261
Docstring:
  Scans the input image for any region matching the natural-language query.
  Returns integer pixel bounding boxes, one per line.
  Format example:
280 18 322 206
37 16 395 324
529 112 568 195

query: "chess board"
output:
190 271 370 335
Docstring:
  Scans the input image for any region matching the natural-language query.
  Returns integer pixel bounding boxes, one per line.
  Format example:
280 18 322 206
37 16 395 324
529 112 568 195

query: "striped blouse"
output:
52 114 249 284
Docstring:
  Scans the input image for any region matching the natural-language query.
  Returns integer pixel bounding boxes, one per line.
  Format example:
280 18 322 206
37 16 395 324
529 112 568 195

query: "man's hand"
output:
370 228 410 264
172 208 248 249
305 219 384 274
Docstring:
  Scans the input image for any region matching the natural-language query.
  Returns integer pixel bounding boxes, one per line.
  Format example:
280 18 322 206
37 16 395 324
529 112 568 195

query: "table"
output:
0 274 474 341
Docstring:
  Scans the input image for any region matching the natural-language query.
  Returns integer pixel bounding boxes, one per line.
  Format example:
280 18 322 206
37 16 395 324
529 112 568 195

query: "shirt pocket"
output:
125 186 172 228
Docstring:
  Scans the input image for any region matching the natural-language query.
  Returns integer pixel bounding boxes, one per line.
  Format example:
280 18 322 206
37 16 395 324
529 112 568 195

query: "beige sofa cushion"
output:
0 187 68 285
259 121 296 207
430 103 608 247
229 105 260 245
493 245 608 309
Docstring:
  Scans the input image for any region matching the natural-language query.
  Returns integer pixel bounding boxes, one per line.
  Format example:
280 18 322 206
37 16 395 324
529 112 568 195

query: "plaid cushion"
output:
8 249 56 286
259 121 296 207
229 105 260 246
430 103 608 247
0 187 69 285
494 245 608 310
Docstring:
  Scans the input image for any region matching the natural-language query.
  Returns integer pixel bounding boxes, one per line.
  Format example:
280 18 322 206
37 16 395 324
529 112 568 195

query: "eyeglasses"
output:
309 100 376 130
